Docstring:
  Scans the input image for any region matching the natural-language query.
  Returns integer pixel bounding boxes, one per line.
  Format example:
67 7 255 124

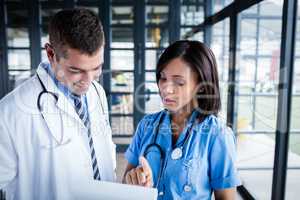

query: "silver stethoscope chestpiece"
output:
171 147 183 160
184 185 192 192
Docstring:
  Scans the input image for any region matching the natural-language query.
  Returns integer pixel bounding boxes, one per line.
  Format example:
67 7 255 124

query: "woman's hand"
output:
124 156 153 187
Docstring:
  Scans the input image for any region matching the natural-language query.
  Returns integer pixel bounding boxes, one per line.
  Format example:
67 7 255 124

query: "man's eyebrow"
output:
68 64 103 71
69 66 82 71
93 63 103 70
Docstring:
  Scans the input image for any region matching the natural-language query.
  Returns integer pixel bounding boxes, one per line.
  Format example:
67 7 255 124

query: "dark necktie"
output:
73 95 101 180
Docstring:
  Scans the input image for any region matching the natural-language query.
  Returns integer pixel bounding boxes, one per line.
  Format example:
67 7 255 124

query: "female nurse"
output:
123 40 241 199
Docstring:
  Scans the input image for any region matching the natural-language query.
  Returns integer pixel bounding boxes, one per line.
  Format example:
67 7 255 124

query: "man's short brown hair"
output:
49 8 104 59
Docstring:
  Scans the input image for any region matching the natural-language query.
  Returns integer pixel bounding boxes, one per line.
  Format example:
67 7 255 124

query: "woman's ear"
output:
198 87 204 94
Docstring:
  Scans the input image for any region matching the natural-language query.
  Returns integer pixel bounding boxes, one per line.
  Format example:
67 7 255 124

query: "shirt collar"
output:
41 61 85 103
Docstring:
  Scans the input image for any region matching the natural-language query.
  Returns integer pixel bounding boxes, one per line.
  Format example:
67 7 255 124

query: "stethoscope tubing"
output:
36 72 103 112
143 110 199 188
35 71 104 147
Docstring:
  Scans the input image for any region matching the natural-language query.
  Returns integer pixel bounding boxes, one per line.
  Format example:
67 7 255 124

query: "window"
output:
236 1 283 199
285 3 300 199
211 18 229 119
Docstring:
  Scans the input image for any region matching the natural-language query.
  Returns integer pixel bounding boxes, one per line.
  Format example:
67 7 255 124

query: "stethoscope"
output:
36 72 104 146
143 110 199 188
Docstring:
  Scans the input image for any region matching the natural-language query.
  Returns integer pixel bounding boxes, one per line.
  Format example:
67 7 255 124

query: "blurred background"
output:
0 0 299 199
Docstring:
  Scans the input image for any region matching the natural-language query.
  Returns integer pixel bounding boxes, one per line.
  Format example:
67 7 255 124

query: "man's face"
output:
46 44 104 95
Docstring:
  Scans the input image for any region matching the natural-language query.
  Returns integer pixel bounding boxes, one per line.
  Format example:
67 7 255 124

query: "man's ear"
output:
45 43 55 63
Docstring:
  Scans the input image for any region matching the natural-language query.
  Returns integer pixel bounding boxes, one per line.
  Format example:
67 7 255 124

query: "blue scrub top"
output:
125 110 241 200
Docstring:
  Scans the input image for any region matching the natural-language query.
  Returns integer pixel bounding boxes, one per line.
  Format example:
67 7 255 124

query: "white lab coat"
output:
0 64 116 200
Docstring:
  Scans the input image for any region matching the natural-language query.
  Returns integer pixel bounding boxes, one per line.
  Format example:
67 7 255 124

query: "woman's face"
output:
158 57 199 113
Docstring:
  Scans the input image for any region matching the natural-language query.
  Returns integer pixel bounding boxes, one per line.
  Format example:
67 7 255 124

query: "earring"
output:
198 88 204 93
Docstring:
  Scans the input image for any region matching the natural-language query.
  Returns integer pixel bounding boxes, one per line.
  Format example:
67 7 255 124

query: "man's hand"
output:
124 156 153 187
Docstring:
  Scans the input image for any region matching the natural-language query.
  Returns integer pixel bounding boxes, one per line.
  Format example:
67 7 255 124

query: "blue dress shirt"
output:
40 61 89 112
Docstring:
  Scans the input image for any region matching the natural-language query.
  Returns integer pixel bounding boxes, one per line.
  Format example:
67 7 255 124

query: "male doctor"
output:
0 9 116 199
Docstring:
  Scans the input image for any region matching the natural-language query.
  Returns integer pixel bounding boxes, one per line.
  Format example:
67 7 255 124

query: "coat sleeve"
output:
209 125 241 189
0 119 17 189
124 116 149 167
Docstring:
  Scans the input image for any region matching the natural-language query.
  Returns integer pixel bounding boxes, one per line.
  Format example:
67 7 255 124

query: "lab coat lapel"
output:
86 83 105 137
36 64 81 143
36 64 81 122
86 83 111 177
72 82 104 156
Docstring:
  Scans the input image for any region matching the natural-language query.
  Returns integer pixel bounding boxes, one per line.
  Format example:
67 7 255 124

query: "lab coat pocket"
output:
37 113 73 149
37 118 71 149
39 137 72 149
38 129 72 150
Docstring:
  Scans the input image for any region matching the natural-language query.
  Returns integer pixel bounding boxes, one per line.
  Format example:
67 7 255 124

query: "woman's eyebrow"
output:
172 75 185 78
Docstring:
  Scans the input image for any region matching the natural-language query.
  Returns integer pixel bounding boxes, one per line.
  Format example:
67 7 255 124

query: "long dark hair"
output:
156 40 221 116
